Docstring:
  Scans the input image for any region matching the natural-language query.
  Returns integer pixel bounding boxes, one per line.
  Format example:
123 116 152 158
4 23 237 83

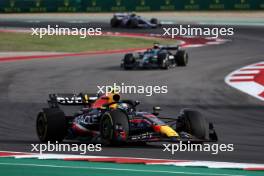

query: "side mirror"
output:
153 106 161 116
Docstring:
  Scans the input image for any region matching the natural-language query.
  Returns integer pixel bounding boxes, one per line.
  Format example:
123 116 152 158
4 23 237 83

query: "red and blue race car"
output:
36 92 217 145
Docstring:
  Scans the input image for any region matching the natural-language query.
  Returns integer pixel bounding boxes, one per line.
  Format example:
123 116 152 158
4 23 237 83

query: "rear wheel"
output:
100 109 129 145
36 108 67 142
123 53 135 70
177 109 208 140
175 50 188 66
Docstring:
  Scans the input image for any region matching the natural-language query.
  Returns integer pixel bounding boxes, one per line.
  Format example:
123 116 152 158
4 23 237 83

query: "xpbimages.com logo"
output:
31 25 102 38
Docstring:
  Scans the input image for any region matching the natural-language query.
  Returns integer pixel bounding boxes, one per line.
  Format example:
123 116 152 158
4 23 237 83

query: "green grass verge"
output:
0 158 263 176
0 32 177 52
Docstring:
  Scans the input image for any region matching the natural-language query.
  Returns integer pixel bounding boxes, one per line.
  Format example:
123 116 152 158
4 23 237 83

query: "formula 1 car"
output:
110 13 160 28
121 44 188 70
36 92 218 145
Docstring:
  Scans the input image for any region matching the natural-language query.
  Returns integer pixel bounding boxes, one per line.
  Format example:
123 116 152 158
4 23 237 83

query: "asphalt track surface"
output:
0 20 264 163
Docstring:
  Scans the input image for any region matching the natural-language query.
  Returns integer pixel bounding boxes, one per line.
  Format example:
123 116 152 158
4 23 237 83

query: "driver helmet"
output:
153 43 160 49
118 103 129 110
131 12 136 17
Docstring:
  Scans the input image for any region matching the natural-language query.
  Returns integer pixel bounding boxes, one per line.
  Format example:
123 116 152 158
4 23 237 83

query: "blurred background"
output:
0 0 263 13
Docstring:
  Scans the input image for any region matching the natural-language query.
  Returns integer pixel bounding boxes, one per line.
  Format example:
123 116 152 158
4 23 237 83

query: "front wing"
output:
127 132 217 143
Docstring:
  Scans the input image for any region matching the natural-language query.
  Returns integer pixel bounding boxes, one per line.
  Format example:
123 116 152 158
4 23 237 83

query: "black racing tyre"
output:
150 18 158 25
158 53 169 69
36 108 67 142
123 53 135 70
110 18 119 27
175 50 188 66
100 109 129 145
178 109 208 140
128 19 138 28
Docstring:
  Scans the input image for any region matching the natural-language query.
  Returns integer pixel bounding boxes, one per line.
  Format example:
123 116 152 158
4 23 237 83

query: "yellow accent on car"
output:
109 104 118 109
107 93 115 103
84 94 89 103
160 125 179 137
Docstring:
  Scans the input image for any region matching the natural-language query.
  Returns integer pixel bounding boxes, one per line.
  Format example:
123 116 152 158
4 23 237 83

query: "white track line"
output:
232 70 259 74
1 151 264 170
14 154 107 159
149 161 264 169
229 76 255 79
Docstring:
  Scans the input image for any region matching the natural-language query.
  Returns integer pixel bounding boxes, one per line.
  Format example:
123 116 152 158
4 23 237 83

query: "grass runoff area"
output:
0 32 177 52
0 157 263 176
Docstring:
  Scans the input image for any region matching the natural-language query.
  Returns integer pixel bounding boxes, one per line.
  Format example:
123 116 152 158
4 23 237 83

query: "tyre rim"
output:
102 116 113 139
37 114 47 139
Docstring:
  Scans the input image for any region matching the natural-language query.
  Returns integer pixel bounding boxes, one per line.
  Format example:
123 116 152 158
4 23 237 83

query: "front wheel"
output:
128 19 138 28
176 109 208 140
100 109 129 145
175 50 188 66
150 18 158 25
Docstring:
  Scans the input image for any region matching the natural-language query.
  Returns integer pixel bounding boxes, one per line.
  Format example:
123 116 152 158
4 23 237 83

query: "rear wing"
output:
160 45 179 50
48 93 98 107
113 12 130 17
